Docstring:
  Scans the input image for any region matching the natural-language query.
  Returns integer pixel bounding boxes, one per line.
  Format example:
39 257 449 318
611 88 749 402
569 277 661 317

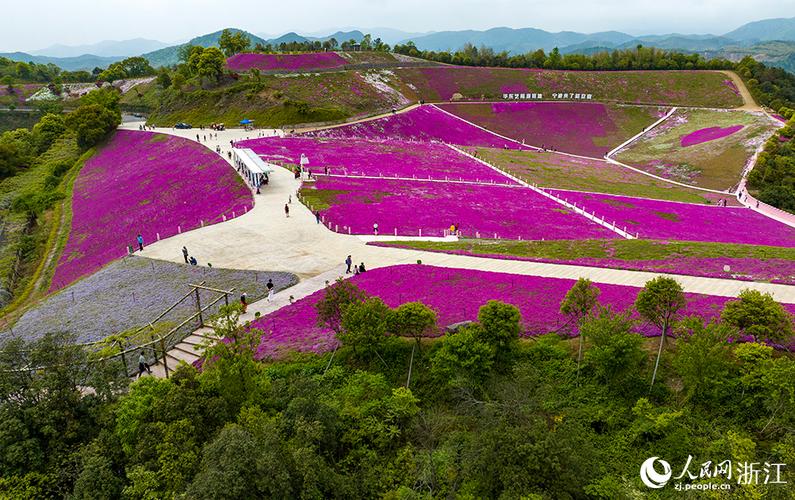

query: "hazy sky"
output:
2 0 794 51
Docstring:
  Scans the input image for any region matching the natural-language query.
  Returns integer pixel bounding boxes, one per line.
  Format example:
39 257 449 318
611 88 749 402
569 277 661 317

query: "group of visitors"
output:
239 278 276 314
196 133 218 142
448 223 461 236
345 255 366 275
138 124 155 131
207 123 225 131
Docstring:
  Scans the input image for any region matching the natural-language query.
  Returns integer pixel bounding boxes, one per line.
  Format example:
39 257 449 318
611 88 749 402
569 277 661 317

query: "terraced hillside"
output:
131 65 746 128
439 102 664 156
615 109 778 190
394 67 744 108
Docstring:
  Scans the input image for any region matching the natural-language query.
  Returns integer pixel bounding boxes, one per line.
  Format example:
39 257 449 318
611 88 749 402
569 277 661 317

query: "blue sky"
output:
1 0 793 52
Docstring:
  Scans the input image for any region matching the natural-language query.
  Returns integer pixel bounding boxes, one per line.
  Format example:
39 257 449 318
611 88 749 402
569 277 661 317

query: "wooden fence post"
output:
195 287 203 327
160 337 169 378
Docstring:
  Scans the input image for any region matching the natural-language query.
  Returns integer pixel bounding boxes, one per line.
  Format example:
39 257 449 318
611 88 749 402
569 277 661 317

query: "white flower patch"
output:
362 70 409 106
26 87 59 101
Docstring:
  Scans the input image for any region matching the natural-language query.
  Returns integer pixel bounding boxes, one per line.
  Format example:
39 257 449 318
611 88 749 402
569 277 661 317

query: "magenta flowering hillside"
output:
226 52 349 72
304 105 531 149
393 67 743 107
249 264 794 358
548 189 795 247
50 131 252 291
680 125 744 147
236 136 516 183
304 176 616 240
438 102 663 157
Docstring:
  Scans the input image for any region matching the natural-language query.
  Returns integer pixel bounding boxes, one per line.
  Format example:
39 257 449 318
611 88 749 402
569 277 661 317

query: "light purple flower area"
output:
547 189 795 247
439 101 660 157
235 136 516 183
772 114 789 124
303 105 531 150
501 83 529 94
249 264 795 358
50 131 253 291
309 176 617 239
723 79 741 97
680 125 744 147
225 52 349 71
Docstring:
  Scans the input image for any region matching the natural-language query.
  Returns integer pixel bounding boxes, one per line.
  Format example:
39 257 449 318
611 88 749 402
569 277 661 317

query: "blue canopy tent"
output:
240 119 254 125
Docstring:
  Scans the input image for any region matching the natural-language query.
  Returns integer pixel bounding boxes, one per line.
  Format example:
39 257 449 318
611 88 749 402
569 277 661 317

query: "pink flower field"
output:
226 52 349 72
680 125 744 147
547 189 795 247
304 105 531 150
50 131 253 291
236 136 516 183
249 264 795 358
437 102 663 157
306 176 617 240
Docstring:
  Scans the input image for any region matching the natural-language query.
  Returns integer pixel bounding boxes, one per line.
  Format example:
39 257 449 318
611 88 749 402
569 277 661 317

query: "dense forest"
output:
0 278 792 498
0 88 120 311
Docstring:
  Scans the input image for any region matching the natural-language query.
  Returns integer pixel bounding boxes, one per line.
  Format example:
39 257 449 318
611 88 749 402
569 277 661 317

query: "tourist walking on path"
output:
240 292 248 313
267 278 275 301
345 255 353 274
137 234 144 252
285 204 290 217
373 223 379 236
182 246 189 263
138 351 151 378
315 211 321 224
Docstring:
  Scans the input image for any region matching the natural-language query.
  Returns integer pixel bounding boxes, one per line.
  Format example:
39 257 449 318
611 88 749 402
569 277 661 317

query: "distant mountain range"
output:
4 17 795 73
0 52 123 71
30 38 170 58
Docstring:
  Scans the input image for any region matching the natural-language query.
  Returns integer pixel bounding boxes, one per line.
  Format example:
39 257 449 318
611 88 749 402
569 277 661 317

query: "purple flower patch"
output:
50 131 253 291
303 104 531 150
680 125 744 147
308 176 618 240
236 136 515 183
547 189 795 247
249 264 795 358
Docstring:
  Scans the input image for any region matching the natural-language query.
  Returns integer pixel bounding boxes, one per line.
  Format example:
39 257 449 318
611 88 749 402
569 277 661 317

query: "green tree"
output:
560 278 601 379
432 325 494 389
31 112 65 153
156 68 172 88
196 47 226 85
672 317 735 403
65 103 120 149
635 276 685 392
316 278 367 335
722 289 794 343
201 304 263 412
218 29 251 57
338 297 391 358
388 302 437 386
582 307 645 392
477 300 521 371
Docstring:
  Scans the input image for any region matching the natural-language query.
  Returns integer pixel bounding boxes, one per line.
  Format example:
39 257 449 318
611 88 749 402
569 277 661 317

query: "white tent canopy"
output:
233 148 275 188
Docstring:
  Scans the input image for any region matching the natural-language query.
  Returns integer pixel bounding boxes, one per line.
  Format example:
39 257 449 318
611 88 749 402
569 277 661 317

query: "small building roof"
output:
235 148 275 174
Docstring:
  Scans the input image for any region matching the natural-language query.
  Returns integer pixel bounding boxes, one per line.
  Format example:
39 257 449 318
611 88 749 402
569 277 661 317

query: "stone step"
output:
166 347 200 365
